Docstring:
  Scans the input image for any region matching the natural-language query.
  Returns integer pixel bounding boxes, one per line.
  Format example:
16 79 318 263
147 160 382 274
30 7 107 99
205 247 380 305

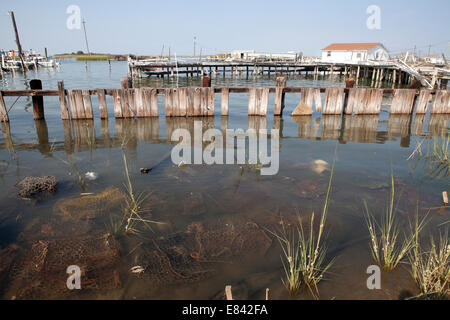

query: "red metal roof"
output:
322 43 381 51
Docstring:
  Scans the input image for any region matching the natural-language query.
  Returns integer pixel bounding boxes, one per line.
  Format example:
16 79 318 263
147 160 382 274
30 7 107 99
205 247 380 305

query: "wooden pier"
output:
1 78 449 125
129 59 450 89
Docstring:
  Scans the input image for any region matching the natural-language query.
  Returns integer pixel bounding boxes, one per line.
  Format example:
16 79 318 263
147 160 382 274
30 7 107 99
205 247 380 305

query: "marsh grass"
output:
364 175 422 270
408 226 449 299
269 158 335 298
408 133 450 179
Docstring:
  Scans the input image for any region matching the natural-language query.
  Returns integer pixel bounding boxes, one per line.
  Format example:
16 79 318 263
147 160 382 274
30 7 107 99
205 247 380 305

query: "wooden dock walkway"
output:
129 59 450 89
0 78 449 124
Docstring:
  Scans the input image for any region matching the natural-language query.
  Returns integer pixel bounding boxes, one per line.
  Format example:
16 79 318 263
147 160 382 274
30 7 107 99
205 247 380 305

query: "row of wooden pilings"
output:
0 77 449 123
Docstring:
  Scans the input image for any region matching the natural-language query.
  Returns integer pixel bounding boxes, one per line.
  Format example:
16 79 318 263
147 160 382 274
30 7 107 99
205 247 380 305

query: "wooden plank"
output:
82 89 93 119
135 88 145 118
66 90 77 120
165 89 173 117
172 88 180 117
248 88 257 116
186 88 195 116
323 88 344 115
178 88 188 117
431 90 450 114
113 89 123 118
127 88 137 117
313 88 322 113
201 88 209 116
207 87 215 116
0 92 9 122
57 81 70 120
221 88 229 116
141 88 151 118
365 89 383 114
150 88 158 117
345 88 361 115
300 88 314 110
193 88 202 116
415 90 432 114
259 87 269 116
390 89 417 114
119 89 131 118
73 90 86 119
97 89 108 119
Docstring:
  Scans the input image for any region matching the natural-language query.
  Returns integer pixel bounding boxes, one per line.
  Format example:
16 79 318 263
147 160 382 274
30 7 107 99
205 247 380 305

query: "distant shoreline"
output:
54 53 128 61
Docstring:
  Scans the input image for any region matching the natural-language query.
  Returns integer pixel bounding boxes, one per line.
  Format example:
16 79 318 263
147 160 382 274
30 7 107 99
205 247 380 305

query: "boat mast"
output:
8 11 26 72
82 19 91 55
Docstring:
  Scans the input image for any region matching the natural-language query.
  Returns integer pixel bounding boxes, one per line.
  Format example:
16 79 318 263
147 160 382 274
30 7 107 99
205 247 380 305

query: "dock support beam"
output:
30 79 45 120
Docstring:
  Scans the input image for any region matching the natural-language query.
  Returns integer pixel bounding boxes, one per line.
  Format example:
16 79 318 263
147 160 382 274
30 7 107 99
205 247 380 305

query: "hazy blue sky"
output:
1 0 449 57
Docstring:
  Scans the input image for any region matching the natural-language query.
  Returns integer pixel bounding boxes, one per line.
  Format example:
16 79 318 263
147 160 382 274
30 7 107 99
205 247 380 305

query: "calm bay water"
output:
0 60 448 300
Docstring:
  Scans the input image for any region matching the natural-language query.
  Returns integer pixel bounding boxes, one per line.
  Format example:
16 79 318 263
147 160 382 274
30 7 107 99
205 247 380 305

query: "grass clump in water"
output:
269 159 335 299
364 175 422 270
408 225 449 299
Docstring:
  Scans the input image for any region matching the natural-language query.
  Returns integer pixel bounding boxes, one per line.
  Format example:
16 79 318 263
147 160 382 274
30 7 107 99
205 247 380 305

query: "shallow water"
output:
0 60 448 300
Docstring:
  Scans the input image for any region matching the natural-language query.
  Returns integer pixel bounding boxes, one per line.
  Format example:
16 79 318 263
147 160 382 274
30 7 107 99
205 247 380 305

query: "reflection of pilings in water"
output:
427 114 449 137
100 119 111 148
248 116 267 132
71 120 96 153
291 116 312 138
35 119 50 154
115 118 137 150
272 117 284 138
387 114 412 147
165 117 214 143
412 114 426 137
321 115 341 140
310 117 321 139
220 116 228 135
137 118 159 142
341 115 379 143
1 121 14 152
62 120 72 155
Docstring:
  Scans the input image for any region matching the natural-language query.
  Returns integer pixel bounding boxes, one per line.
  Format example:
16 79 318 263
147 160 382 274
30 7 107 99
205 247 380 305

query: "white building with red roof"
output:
321 43 390 63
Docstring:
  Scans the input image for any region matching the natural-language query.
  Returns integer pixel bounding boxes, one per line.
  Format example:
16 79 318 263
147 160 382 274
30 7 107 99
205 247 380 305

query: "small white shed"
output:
321 43 390 63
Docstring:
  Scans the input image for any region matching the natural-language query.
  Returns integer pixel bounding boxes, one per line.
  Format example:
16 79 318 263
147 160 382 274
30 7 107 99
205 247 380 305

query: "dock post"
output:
57 81 70 120
30 79 45 120
274 76 286 116
221 88 229 116
0 91 9 122
202 75 211 87
97 89 108 119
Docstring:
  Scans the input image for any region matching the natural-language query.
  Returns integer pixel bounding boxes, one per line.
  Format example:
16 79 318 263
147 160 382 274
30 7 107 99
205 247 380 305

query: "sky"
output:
0 0 449 57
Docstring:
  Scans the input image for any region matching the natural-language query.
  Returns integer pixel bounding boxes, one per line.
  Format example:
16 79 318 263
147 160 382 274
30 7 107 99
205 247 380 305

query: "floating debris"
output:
53 187 126 221
140 167 152 174
310 159 329 174
130 266 145 274
85 172 99 180
16 176 57 199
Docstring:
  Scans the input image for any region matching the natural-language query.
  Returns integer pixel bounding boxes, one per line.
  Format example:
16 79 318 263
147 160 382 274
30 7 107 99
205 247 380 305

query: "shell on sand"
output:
310 159 329 174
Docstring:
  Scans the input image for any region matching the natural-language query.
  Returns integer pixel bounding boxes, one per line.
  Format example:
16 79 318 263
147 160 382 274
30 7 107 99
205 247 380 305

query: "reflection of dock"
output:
1 114 448 155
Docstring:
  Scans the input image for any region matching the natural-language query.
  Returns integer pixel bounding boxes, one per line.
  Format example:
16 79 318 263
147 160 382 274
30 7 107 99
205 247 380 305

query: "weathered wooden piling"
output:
30 79 45 120
96 89 108 119
274 77 286 116
323 88 344 115
82 89 94 119
57 81 70 120
390 89 417 114
248 88 269 116
415 90 432 114
430 90 450 114
221 88 229 116
346 88 383 115
0 92 9 122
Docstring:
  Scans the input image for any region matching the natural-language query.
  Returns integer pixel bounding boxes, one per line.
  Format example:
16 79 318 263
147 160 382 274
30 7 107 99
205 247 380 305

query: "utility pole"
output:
82 19 91 55
193 36 197 57
8 11 26 71
428 44 431 56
